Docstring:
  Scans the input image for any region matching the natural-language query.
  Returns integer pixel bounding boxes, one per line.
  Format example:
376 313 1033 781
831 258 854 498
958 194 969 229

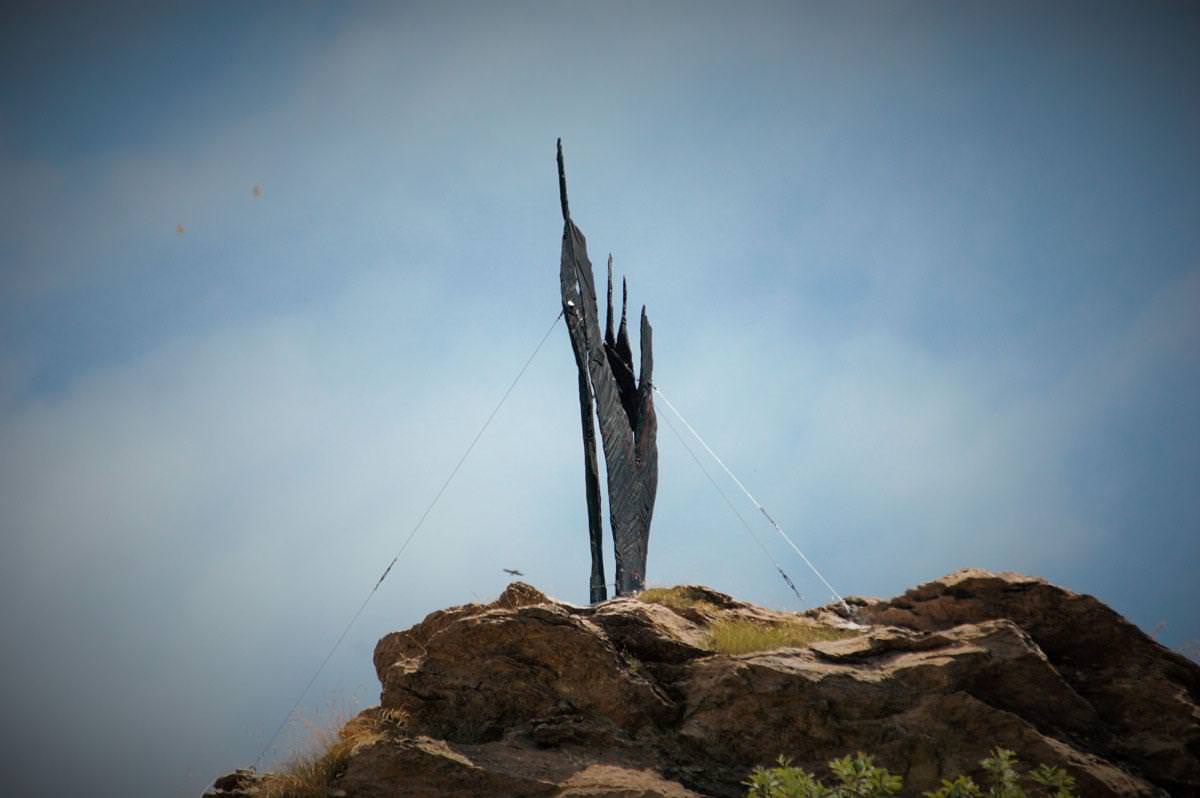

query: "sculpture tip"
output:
556 139 570 222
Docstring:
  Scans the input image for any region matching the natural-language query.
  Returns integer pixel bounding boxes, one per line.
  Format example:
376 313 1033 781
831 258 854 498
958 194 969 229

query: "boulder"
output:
852 569 1200 794
210 573 1199 797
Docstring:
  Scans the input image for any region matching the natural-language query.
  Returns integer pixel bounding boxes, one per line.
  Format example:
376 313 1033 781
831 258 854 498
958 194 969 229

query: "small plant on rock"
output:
745 756 829 798
1028 763 1078 798
923 775 983 798
745 753 901 798
980 747 1022 797
924 748 1077 798
747 748 1077 798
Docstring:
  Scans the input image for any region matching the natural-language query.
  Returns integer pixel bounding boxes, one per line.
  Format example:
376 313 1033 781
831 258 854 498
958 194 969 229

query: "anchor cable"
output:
652 386 853 616
658 409 806 607
250 310 564 769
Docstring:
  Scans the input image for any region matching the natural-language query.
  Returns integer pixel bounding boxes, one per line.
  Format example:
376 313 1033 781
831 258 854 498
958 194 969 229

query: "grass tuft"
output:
707 618 858 655
638 586 860 655
257 713 385 798
637 586 720 613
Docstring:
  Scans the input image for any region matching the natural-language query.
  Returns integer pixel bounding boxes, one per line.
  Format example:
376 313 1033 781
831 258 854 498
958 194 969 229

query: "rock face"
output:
209 571 1200 797
852 569 1200 796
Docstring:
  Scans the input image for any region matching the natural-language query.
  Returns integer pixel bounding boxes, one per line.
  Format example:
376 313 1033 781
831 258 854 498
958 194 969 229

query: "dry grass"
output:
706 618 858 655
637 586 720 613
639 587 860 655
257 712 386 798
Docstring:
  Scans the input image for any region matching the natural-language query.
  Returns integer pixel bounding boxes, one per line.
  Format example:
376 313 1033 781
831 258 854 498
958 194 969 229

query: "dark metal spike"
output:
556 139 570 222
620 277 628 329
605 255 615 346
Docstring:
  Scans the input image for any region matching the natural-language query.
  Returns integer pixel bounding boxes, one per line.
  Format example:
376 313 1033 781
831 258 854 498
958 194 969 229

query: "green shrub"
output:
922 776 982 798
746 749 1077 798
924 748 1077 798
745 753 901 797
1027 764 1079 798
745 756 829 798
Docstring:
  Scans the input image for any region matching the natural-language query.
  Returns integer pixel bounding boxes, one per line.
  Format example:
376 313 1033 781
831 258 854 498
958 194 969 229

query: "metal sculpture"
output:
557 140 659 601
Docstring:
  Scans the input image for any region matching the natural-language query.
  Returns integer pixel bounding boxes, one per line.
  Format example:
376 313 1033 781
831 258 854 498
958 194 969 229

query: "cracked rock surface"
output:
208 571 1199 797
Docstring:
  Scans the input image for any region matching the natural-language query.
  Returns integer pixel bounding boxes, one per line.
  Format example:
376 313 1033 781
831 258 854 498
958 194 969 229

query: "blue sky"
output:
1 2 1198 796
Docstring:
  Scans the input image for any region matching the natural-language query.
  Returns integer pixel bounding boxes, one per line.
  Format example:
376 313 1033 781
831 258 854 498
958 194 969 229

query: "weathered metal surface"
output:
605 263 639 426
557 140 658 597
558 151 607 604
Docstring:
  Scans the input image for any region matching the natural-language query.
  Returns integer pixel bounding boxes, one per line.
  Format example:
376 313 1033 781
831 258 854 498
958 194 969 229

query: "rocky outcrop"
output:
209 571 1199 797
852 569 1200 796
